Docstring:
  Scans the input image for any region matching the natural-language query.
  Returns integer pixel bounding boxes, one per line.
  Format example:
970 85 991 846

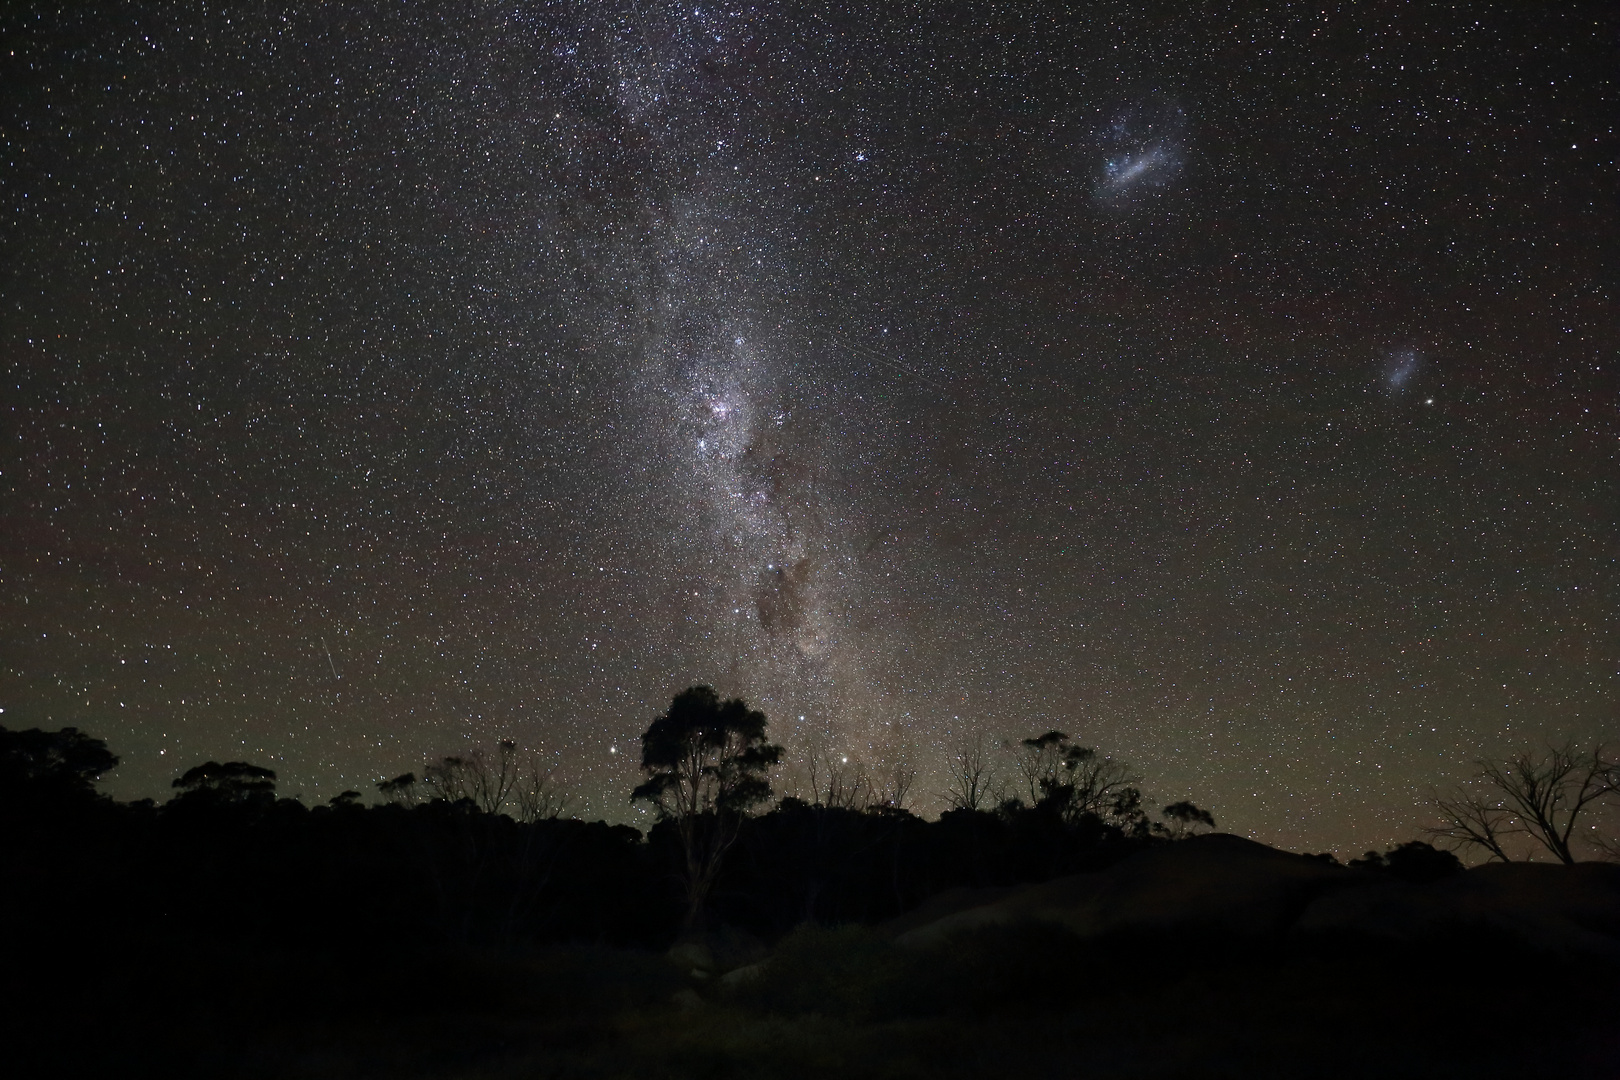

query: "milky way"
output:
3 3 1616 852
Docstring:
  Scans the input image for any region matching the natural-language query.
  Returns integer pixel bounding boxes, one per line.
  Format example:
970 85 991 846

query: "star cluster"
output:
2 2 1615 851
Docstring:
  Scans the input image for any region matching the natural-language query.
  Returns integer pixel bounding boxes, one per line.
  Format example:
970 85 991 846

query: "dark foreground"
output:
6 922 1617 1080
4 726 1615 1078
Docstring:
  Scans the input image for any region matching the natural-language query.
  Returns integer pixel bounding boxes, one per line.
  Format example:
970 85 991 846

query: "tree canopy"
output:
633 686 783 930
0 725 118 804
171 761 278 805
632 685 782 818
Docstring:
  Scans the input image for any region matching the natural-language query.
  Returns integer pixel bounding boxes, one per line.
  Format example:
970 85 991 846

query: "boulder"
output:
1297 859 1620 958
718 960 768 987
668 924 768 975
896 834 1360 948
892 834 1620 960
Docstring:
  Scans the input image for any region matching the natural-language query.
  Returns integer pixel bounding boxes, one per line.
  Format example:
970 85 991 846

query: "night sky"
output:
3 2 1615 853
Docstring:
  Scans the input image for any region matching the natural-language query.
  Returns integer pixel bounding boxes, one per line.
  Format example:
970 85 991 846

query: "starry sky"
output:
3 2 1616 853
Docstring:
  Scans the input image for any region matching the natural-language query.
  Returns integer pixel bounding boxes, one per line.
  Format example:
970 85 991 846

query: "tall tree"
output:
633 686 782 930
1012 730 1073 806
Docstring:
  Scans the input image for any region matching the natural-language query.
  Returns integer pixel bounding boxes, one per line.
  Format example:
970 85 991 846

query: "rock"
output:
895 834 1361 948
719 960 767 987
668 924 769 975
882 884 1019 939
892 834 1620 960
667 940 715 972
1297 859 1620 958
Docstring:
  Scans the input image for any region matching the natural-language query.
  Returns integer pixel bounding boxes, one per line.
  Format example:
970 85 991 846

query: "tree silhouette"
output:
419 740 565 820
1013 730 1073 806
0 725 118 806
943 732 1000 811
805 734 879 810
876 761 918 811
170 761 277 806
1014 731 1141 829
633 686 782 929
511 758 569 823
1431 742 1616 864
1349 840 1463 882
422 744 520 813
1426 788 1515 863
377 772 418 804
1161 800 1217 838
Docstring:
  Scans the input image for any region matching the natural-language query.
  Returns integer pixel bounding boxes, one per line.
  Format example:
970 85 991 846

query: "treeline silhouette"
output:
0 705 1252 955
12 698 1617 1080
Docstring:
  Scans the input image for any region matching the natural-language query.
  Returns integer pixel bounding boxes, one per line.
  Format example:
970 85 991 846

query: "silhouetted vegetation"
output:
1430 741 1617 864
3 705 1617 1079
1347 840 1464 883
634 686 783 929
0 699 1195 962
0 723 117 809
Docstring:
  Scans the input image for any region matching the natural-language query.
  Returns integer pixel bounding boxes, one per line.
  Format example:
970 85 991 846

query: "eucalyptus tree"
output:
633 686 782 929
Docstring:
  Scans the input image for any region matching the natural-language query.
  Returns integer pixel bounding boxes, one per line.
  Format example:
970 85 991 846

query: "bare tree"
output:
801 734 917 813
408 742 573 944
1011 731 1071 806
943 732 1000 811
1430 742 1616 864
803 731 831 806
1487 744 1614 864
422 740 565 819
806 735 873 810
511 756 569 823
421 753 478 806
1429 788 1518 863
1065 748 1140 818
1009 731 1142 827
470 740 524 815
825 760 873 810
874 760 918 811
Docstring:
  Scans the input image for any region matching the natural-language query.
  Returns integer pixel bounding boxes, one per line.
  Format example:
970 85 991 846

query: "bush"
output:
1348 841 1464 883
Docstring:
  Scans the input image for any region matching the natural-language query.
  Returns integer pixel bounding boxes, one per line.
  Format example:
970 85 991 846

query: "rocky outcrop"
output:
892 834 1620 959
1297 859 1620 958
894 834 1356 947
